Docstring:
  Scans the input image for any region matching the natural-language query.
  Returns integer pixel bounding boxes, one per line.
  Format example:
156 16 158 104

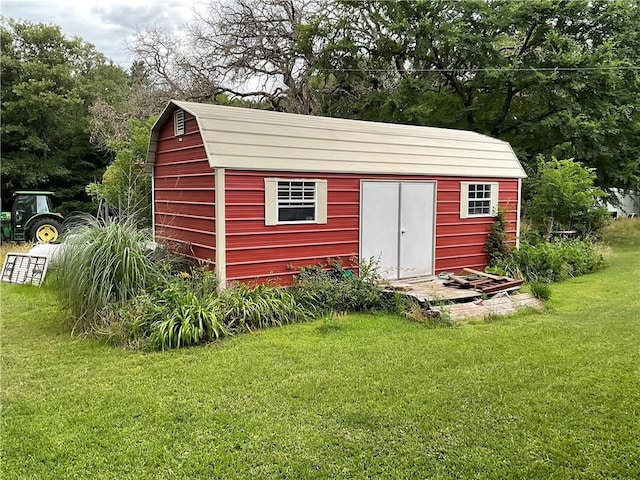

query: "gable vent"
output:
174 109 185 136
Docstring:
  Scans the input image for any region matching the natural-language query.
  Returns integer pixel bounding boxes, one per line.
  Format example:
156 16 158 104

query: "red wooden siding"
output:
153 112 216 263
223 172 518 285
225 171 360 283
435 178 518 272
150 114 519 284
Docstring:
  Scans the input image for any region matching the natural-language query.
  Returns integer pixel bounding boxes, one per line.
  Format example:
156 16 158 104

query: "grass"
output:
0 241 34 264
601 217 640 247
1 234 639 478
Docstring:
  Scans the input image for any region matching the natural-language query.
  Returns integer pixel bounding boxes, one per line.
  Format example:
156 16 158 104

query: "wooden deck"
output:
388 276 483 303
446 293 543 320
387 276 543 320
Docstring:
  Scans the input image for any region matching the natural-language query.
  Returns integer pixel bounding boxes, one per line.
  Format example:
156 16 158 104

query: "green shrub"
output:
494 238 606 282
485 207 512 265
524 157 610 240
53 216 163 333
290 259 387 314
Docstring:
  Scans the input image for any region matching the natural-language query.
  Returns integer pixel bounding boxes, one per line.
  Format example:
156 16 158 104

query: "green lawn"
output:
1 246 639 479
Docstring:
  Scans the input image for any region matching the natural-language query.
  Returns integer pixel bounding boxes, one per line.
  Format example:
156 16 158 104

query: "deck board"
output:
386 276 543 320
388 276 482 302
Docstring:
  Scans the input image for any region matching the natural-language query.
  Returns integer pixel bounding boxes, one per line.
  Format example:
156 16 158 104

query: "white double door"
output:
361 181 435 280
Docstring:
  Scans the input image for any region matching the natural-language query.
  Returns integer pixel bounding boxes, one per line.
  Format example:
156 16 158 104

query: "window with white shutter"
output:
264 179 327 225
460 182 499 218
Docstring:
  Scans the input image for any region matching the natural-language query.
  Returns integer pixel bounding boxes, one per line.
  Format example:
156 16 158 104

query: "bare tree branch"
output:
128 0 328 114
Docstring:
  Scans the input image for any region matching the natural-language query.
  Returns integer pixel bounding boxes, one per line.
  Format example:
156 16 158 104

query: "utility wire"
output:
317 66 640 73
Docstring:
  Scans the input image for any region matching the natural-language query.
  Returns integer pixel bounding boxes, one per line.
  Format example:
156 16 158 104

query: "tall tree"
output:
314 0 640 191
89 61 169 149
1 20 129 213
86 117 155 225
130 0 328 113
526 157 609 239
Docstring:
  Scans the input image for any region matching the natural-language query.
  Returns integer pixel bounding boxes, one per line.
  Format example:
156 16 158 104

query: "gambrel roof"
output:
147 100 527 179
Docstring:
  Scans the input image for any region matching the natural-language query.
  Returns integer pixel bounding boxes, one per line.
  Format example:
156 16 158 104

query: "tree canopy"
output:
3 1 638 218
129 0 328 113
525 157 609 239
86 117 155 225
126 0 639 192
312 0 640 191
1 19 129 213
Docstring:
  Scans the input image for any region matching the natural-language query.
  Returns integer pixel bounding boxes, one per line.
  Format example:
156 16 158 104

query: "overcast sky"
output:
1 0 209 69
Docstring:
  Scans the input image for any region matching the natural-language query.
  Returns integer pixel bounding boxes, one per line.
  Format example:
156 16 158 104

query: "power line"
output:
318 66 640 73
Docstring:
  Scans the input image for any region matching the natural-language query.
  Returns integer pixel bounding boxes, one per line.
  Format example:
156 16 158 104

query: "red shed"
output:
146 100 526 286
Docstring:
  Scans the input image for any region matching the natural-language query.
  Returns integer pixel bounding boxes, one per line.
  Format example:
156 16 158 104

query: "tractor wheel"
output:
30 218 62 243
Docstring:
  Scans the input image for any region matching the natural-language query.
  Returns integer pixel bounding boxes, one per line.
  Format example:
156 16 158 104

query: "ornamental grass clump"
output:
529 281 552 301
148 269 227 349
601 217 640 248
152 292 226 350
217 283 310 332
53 215 163 334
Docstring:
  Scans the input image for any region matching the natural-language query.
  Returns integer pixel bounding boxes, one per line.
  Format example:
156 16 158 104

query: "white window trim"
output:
265 178 327 226
174 109 185 136
460 182 499 219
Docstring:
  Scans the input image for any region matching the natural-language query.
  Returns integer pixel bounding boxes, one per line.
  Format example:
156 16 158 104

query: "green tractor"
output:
0 191 64 243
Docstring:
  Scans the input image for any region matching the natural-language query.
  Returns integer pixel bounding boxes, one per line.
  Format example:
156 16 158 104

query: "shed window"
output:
174 109 185 136
278 181 316 222
264 179 327 225
460 182 499 218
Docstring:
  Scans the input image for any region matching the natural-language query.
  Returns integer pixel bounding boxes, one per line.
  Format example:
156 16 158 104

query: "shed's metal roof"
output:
147 100 526 178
